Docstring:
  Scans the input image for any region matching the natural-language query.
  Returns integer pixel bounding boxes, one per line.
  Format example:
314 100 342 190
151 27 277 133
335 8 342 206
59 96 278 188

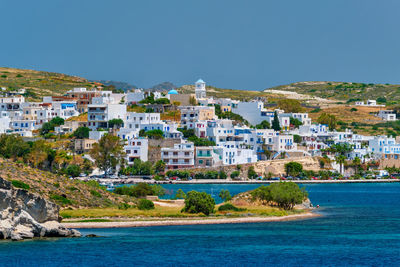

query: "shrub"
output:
218 203 245 212
66 164 81 177
248 166 258 179
114 183 165 197
175 189 186 199
182 191 215 215
230 171 240 179
50 194 72 205
90 190 102 198
218 171 227 179
11 180 30 190
350 108 358 112
137 199 155 210
118 203 132 210
219 189 232 202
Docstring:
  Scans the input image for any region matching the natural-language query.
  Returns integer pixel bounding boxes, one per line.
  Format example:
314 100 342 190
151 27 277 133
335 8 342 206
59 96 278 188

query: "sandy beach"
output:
63 212 320 229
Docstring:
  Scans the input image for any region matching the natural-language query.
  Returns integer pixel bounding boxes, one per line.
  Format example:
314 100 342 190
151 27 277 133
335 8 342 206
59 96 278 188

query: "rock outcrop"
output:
0 177 81 241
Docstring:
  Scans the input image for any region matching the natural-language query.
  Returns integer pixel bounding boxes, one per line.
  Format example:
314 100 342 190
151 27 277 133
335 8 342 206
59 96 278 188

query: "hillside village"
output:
1 74 400 181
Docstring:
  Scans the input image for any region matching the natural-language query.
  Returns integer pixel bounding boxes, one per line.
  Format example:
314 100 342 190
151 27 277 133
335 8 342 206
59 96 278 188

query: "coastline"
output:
63 212 320 229
88 178 400 185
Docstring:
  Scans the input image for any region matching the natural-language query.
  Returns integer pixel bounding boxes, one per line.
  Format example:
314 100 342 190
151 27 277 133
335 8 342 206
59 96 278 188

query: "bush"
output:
90 190 102 198
219 189 232 202
230 171 240 179
114 183 165 197
137 199 155 210
118 203 132 210
248 166 258 179
174 189 186 199
66 164 81 177
350 108 358 112
182 191 215 215
11 180 30 190
50 194 72 205
218 203 245 212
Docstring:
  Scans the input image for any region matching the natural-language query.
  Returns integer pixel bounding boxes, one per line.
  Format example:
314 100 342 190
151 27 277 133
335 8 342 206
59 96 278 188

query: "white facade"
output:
377 110 396 121
126 90 145 104
124 137 148 163
161 141 195 168
88 104 127 130
195 79 206 99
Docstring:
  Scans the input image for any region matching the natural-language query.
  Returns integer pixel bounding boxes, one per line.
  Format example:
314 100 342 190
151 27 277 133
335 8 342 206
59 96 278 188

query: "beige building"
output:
380 153 400 168
179 106 216 128
169 94 196 106
74 139 97 154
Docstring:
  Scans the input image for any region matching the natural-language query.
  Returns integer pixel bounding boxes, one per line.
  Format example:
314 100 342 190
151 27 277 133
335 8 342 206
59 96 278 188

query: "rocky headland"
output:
0 177 80 241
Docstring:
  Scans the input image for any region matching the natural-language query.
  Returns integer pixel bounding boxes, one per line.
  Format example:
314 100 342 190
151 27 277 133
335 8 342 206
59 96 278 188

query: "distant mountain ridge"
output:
91 80 137 91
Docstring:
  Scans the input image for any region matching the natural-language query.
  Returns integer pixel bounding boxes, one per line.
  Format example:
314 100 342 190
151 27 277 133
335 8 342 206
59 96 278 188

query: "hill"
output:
0 158 131 208
265 81 400 104
91 80 137 91
0 67 97 101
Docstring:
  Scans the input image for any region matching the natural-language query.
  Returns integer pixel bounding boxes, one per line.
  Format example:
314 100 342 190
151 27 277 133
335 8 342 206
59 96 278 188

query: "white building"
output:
161 141 195 169
126 89 145 104
88 103 127 130
124 137 148 163
195 79 206 99
377 110 396 121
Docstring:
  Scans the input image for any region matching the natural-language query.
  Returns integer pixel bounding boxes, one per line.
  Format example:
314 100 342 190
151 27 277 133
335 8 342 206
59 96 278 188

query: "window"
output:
173 159 178 163
137 142 141 145
173 152 178 156
184 159 189 163
163 152 168 155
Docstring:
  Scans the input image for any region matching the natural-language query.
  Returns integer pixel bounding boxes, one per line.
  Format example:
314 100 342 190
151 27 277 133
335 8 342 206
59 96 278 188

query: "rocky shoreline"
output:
0 177 80 241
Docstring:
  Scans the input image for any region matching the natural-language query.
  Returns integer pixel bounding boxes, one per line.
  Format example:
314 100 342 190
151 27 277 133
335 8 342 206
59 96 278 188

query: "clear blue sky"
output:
2 0 400 90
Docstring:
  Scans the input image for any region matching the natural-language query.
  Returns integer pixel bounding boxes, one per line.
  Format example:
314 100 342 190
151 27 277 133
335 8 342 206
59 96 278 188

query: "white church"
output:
195 79 206 99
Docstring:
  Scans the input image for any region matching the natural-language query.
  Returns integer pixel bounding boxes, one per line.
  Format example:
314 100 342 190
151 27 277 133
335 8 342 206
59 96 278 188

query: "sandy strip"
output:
63 212 320 229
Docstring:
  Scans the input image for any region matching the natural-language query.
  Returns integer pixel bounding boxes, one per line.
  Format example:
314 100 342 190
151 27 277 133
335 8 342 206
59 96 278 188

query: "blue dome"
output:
196 79 205 83
168 89 178 95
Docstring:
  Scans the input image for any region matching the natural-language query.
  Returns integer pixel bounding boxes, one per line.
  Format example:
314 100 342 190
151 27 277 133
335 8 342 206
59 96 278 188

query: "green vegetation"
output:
219 189 232 202
40 117 65 135
120 159 153 176
247 166 258 179
218 203 245 212
89 134 125 176
317 113 337 130
11 180 30 190
272 111 281 131
182 191 215 215
284 162 303 177
73 127 90 139
277 99 304 113
174 189 186 199
139 129 164 139
230 170 240 179
251 183 308 210
255 120 270 129
290 117 302 128
108 119 124 129
50 194 73 205
66 164 81 177
114 183 166 198
137 199 155 210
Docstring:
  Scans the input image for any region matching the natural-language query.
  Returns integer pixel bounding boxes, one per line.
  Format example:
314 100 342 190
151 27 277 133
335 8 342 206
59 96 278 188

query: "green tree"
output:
143 129 164 139
284 161 303 177
277 99 304 113
317 113 337 130
175 189 186 199
255 120 270 129
293 134 302 144
247 166 258 179
154 160 166 174
108 119 124 129
218 171 227 179
154 98 170 104
290 117 302 128
66 164 81 177
182 191 215 215
73 127 90 139
352 156 361 175
137 199 155 210
219 189 232 202
335 155 346 175
230 170 240 179
0 134 30 160
89 134 125 176
272 111 281 131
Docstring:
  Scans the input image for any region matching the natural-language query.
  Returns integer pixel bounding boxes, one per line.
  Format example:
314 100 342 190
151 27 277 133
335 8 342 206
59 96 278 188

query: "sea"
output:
1 183 400 266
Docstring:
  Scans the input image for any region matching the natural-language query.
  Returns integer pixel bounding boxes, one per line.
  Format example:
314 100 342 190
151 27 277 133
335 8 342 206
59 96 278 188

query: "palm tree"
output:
335 155 346 175
352 157 361 175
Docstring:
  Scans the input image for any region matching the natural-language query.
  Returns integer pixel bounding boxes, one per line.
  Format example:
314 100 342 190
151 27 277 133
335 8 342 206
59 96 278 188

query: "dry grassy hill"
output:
0 67 98 101
266 81 400 104
0 158 131 208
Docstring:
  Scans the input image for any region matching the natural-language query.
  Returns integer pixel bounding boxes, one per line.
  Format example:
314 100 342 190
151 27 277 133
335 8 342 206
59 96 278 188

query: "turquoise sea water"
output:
1 183 400 266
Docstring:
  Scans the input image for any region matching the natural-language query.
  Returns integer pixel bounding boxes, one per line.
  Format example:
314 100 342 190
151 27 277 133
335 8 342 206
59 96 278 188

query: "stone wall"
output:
178 156 322 178
148 138 181 163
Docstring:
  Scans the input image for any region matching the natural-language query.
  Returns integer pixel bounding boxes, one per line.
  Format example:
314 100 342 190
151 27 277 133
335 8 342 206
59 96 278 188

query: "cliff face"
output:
0 177 80 241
